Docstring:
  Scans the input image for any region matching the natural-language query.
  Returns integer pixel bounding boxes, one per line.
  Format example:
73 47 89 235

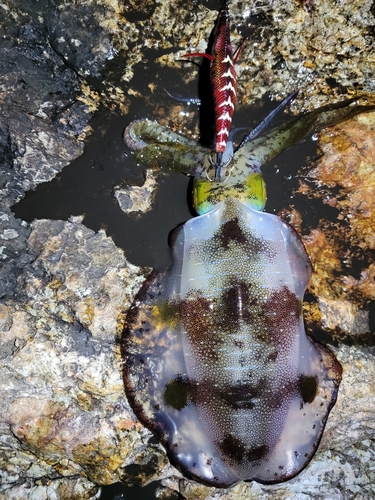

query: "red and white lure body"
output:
183 2 240 180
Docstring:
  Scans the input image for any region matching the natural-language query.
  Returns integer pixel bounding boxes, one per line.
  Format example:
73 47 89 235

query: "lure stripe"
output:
221 55 234 64
219 82 236 93
217 111 232 121
221 69 235 78
218 99 235 108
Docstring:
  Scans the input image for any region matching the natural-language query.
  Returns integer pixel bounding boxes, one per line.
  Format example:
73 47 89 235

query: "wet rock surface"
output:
0 0 92 206
0 215 150 499
0 0 375 499
115 169 158 215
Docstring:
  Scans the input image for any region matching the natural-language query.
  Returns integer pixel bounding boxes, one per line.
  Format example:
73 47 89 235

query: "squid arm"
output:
124 99 375 176
235 99 375 170
123 119 210 175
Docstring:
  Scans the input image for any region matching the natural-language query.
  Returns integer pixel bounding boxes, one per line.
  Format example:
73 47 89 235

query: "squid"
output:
122 97 373 487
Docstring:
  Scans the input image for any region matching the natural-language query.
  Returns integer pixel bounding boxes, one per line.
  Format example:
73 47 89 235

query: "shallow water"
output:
98 480 180 500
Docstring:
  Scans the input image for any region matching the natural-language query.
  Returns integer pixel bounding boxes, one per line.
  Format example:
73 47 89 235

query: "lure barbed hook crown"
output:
205 152 234 182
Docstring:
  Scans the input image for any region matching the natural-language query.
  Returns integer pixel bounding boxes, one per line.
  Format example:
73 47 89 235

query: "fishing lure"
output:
122 99 373 487
182 1 241 180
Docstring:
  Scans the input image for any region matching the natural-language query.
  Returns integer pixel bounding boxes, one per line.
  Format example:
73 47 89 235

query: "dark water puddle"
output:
12 52 205 271
98 480 181 500
12 106 193 272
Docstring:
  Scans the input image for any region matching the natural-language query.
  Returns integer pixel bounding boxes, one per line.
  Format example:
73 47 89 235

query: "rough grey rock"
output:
115 170 158 214
0 217 148 499
0 1 92 206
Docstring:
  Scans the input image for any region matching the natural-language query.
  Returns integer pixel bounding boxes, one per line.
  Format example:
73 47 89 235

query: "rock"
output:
299 112 375 342
0 216 150 499
115 170 158 214
0 5 90 206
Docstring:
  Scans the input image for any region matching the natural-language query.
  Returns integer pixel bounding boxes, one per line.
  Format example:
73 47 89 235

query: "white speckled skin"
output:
123 198 342 487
